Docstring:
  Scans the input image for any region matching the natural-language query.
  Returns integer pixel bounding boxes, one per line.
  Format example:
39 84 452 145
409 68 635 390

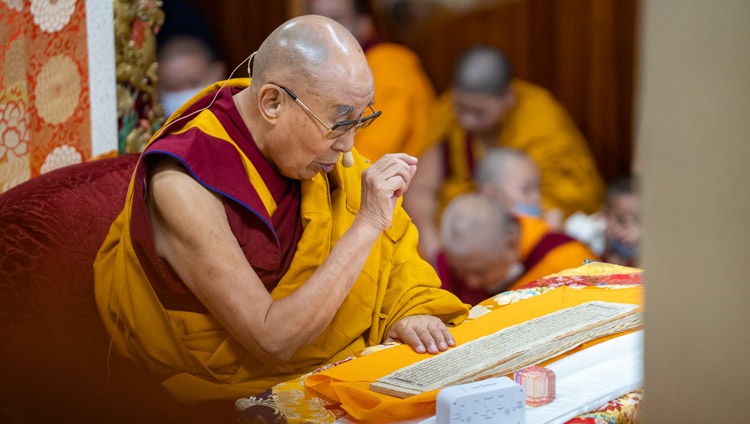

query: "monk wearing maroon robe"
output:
94 16 468 402
437 193 598 305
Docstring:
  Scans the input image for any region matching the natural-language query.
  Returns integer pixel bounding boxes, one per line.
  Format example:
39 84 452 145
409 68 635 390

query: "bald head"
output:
251 15 368 89
440 193 519 258
236 15 373 181
474 147 526 186
474 147 541 214
475 147 530 187
452 45 513 96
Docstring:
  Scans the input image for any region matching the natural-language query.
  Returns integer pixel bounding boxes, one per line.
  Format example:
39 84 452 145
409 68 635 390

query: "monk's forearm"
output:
254 218 383 360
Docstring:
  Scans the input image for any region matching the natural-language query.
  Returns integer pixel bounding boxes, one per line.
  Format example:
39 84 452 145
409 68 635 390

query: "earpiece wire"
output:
150 52 257 141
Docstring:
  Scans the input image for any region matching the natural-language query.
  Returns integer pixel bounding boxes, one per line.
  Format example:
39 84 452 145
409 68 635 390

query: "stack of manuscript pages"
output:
370 301 642 398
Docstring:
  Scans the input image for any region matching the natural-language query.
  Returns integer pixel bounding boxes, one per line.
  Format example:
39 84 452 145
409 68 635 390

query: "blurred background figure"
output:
405 44 604 265
564 209 606 258
601 175 641 266
157 0 226 117
475 146 564 230
437 193 598 305
307 0 436 161
564 175 641 267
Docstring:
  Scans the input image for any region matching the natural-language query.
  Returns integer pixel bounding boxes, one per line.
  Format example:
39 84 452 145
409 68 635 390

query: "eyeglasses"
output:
274 84 382 139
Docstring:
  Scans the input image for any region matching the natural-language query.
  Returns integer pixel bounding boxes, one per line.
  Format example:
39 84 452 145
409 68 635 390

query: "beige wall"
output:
638 1 750 422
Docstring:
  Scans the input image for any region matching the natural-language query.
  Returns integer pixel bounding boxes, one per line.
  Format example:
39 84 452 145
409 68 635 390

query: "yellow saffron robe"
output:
511 215 599 289
426 79 605 217
93 79 468 403
354 41 436 161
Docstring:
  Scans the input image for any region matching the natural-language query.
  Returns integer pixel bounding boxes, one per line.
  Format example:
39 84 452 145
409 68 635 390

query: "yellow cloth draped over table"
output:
305 285 643 423
354 43 436 161
426 79 605 217
93 79 468 403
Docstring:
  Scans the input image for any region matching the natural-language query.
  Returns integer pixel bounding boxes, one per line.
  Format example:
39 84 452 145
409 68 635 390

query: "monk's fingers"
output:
386 174 409 198
358 155 420 231
416 319 454 354
439 325 457 348
376 153 418 167
385 318 423 353
370 154 417 179
400 163 418 195
362 168 410 200
389 316 453 354
366 159 413 186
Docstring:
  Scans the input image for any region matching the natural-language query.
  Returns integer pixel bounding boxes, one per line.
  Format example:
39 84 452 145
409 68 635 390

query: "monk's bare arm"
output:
403 145 443 264
148 156 415 363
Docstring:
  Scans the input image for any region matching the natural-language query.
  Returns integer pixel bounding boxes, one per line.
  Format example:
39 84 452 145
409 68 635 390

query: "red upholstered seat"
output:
0 154 235 423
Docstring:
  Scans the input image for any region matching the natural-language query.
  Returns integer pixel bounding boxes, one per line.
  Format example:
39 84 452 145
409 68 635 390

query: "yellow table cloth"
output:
236 263 644 423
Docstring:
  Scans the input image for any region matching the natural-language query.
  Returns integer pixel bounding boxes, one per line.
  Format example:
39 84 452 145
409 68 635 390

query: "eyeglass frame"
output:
272 84 382 139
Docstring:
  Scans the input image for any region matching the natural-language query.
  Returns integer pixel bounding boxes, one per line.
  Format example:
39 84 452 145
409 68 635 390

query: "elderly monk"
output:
308 0 436 161
94 15 468 403
436 193 598 305
405 45 604 264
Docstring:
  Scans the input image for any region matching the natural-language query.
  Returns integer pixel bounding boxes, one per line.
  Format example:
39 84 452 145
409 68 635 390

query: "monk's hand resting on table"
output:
385 315 456 354
356 153 417 232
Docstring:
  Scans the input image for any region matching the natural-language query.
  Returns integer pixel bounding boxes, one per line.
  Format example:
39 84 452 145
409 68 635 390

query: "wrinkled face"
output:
445 247 517 292
263 67 375 180
494 157 541 213
452 89 507 134
604 193 641 245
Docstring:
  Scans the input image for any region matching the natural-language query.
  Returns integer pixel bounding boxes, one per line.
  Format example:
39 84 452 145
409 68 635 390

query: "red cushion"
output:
0 154 234 423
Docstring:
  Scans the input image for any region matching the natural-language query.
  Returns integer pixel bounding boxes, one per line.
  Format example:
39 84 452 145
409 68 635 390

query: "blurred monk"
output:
308 0 436 161
157 0 226 117
475 146 565 230
94 15 468 403
405 45 604 264
437 193 598 305
601 175 642 267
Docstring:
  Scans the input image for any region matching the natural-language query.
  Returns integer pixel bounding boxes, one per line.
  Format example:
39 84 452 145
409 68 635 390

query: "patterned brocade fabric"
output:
0 0 91 192
0 0 164 195
567 390 643 424
236 263 644 423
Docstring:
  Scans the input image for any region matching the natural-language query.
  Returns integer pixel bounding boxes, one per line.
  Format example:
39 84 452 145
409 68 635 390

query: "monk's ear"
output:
256 84 283 124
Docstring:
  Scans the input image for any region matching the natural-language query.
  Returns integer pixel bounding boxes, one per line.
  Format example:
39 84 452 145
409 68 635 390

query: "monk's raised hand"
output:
356 154 418 232
384 314 456 354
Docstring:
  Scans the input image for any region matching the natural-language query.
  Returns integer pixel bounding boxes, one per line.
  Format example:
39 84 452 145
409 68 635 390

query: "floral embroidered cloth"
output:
0 0 90 192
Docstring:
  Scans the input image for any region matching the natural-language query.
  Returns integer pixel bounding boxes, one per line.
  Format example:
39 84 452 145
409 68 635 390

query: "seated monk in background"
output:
601 175 642 267
156 0 227 117
308 0 436 161
405 45 604 265
94 15 468 404
436 193 598 305
474 146 564 230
